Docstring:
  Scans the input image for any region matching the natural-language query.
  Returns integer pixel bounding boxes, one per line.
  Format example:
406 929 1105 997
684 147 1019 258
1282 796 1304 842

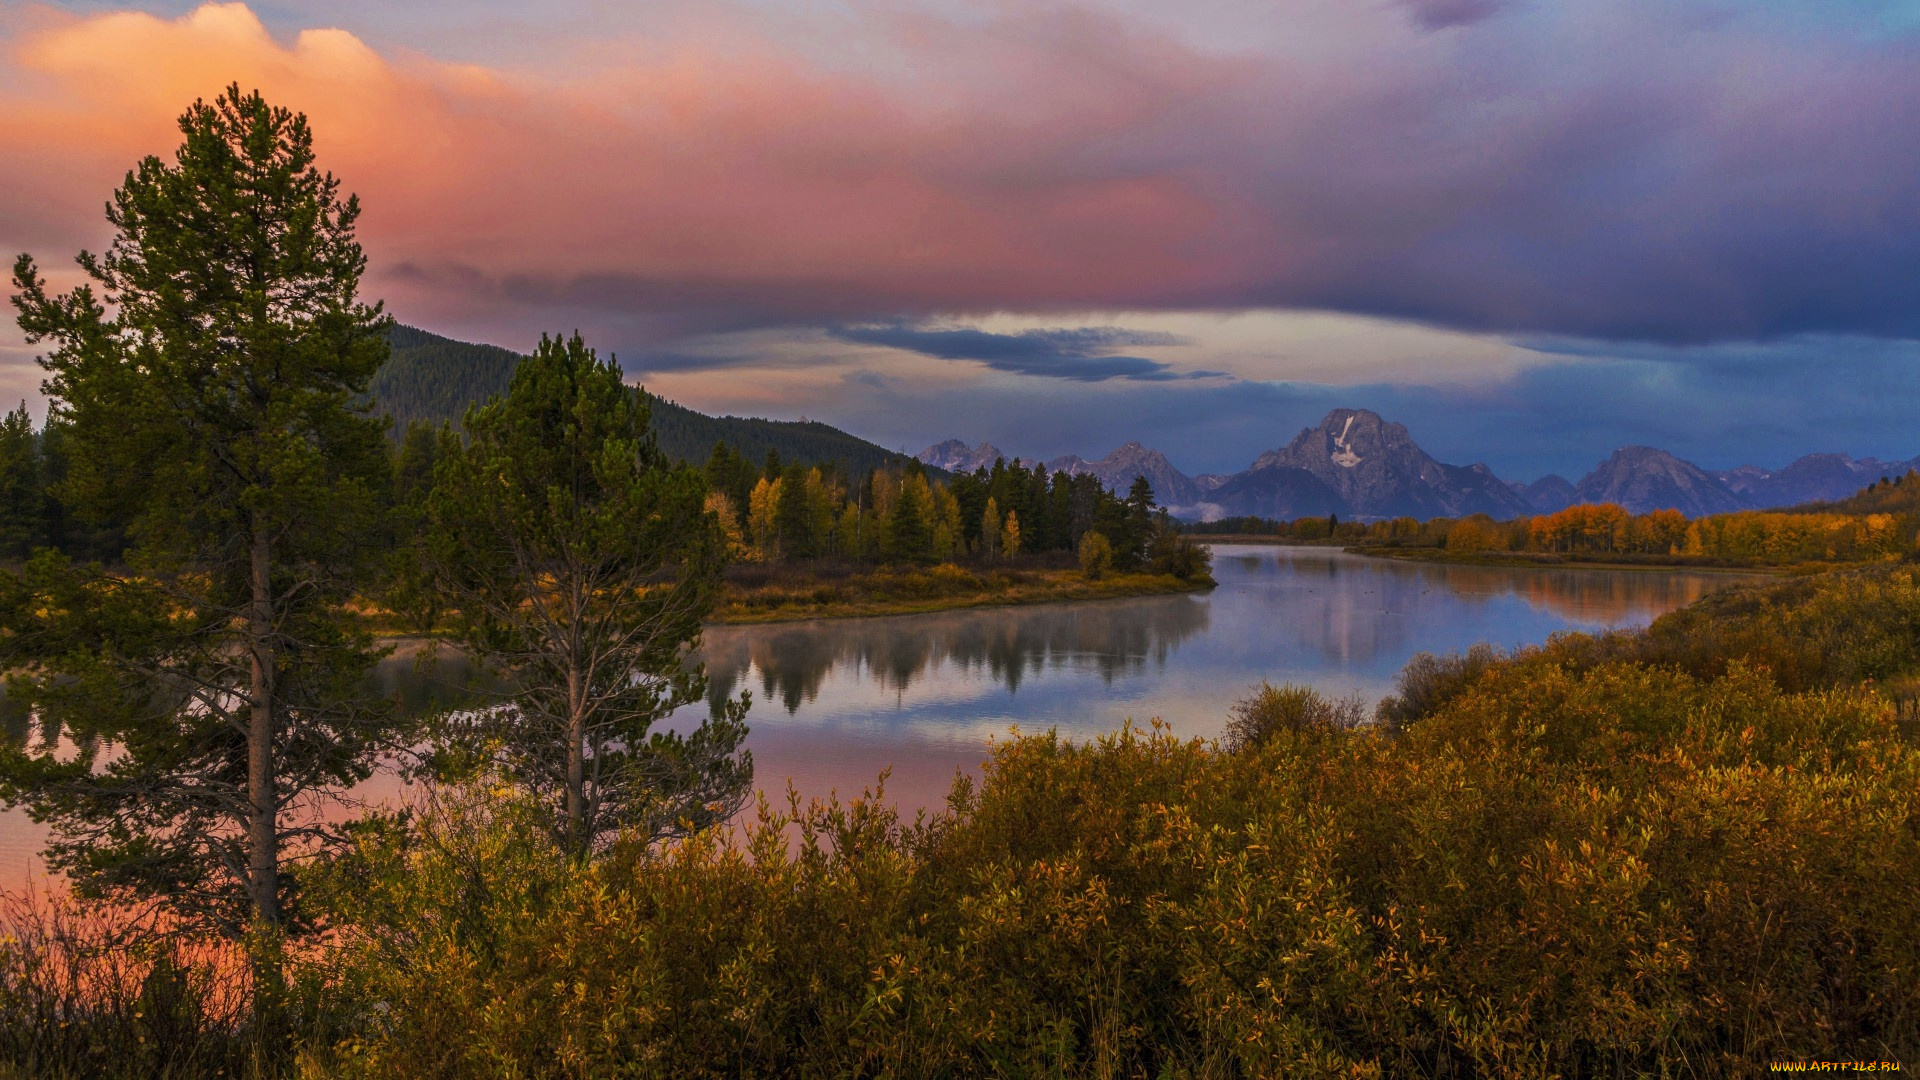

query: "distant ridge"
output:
1047 443 1207 511
373 325 922 476
1572 447 1749 518
920 410 1529 521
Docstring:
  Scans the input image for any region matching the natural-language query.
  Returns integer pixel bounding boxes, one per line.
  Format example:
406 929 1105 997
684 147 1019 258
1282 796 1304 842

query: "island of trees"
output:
0 88 1913 1078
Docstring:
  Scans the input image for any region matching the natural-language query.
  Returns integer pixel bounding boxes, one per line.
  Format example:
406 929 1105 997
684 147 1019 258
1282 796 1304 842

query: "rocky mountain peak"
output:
1050 443 1205 509
917 439 1006 475
1573 446 1747 516
1244 409 1528 521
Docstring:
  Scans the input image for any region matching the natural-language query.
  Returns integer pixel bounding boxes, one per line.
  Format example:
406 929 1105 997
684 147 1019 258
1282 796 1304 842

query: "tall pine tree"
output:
3 88 396 1016
421 334 750 857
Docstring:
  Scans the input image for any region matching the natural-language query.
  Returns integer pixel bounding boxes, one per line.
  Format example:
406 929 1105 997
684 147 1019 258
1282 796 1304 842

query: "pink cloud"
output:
0 3 1255 344
4 2 1920 348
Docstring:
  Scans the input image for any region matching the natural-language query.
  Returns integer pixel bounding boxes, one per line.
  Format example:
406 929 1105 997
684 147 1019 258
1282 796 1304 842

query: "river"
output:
0 546 1746 883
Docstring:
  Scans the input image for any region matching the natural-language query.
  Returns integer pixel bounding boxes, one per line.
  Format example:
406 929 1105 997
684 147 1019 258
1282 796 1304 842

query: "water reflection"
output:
696 548 1733 725
662 547 1746 817
703 595 1211 714
0 546 1749 883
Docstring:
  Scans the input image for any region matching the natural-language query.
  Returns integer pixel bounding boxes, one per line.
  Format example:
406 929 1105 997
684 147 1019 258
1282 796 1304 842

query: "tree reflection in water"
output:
700 548 1742 718
703 596 1212 715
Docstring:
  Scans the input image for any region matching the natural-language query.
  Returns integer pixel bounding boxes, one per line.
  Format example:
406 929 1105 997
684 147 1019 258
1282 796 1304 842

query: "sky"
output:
3 1 1919 481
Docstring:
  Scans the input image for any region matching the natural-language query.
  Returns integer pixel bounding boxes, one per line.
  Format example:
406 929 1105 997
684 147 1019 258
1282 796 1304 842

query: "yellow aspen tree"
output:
748 476 780 558
705 491 746 557
981 496 1002 559
930 483 962 561
1003 510 1022 558
804 467 836 556
836 502 862 558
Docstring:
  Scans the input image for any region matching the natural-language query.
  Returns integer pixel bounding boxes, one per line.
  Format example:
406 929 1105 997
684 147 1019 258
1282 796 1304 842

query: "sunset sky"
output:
4 1 1919 479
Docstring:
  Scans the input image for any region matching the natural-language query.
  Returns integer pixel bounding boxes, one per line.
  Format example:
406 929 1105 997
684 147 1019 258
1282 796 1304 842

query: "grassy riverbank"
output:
713 560 1215 623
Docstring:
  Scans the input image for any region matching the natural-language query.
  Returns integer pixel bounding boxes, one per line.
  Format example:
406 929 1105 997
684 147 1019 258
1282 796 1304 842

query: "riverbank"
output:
350 563 1215 635
712 563 1215 624
1345 544 1827 574
1186 534 1346 547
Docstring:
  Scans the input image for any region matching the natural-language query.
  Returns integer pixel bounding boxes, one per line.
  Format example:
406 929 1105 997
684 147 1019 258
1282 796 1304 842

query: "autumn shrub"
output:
1534 562 1920 692
1375 642 1505 727
300 651 1920 1076
1223 681 1366 749
1147 525 1214 581
1078 531 1115 579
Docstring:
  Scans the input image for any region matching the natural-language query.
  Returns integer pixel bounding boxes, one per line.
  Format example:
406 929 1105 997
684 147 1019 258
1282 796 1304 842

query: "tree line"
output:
695 443 1194 573
1192 478 1920 565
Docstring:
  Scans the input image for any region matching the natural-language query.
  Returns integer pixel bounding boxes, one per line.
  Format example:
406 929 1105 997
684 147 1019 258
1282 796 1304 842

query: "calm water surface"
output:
0 546 1745 882
698 546 1741 817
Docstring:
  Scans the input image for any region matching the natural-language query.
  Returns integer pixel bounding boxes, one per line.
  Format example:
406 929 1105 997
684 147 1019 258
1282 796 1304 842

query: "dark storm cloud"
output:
1400 0 1509 30
828 324 1217 383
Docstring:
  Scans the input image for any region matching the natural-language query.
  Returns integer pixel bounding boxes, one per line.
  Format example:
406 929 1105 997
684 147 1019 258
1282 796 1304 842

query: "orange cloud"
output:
0 2 1247 343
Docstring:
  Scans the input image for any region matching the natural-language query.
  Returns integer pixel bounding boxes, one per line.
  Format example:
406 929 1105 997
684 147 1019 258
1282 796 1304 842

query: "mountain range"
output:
920 410 1920 521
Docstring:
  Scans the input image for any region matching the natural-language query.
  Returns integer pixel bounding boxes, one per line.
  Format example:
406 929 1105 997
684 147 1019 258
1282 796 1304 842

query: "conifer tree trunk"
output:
246 517 283 1029
247 520 279 927
567 664 587 854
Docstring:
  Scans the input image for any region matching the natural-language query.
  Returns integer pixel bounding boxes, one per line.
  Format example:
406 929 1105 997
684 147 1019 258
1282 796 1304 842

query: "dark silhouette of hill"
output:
372 325 921 475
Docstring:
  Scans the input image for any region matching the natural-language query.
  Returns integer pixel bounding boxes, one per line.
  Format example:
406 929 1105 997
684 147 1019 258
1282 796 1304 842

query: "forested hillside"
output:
373 325 523 430
374 325 919 476
1791 469 1920 515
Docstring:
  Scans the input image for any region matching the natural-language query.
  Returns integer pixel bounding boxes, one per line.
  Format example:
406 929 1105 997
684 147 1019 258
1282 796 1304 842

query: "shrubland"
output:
293 576 1920 1074
3 561 1879 1077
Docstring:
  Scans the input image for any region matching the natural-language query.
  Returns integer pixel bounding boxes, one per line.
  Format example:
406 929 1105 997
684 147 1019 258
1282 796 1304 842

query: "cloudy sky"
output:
4 1 1919 480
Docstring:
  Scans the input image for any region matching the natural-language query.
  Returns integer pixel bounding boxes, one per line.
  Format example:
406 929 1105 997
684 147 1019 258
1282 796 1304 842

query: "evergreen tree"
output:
0 403 41 557
421 333 749 858
3 87 397 1017
886 470 935 563
393 419 440 509
1120 476 1157 569
774 463 817 559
